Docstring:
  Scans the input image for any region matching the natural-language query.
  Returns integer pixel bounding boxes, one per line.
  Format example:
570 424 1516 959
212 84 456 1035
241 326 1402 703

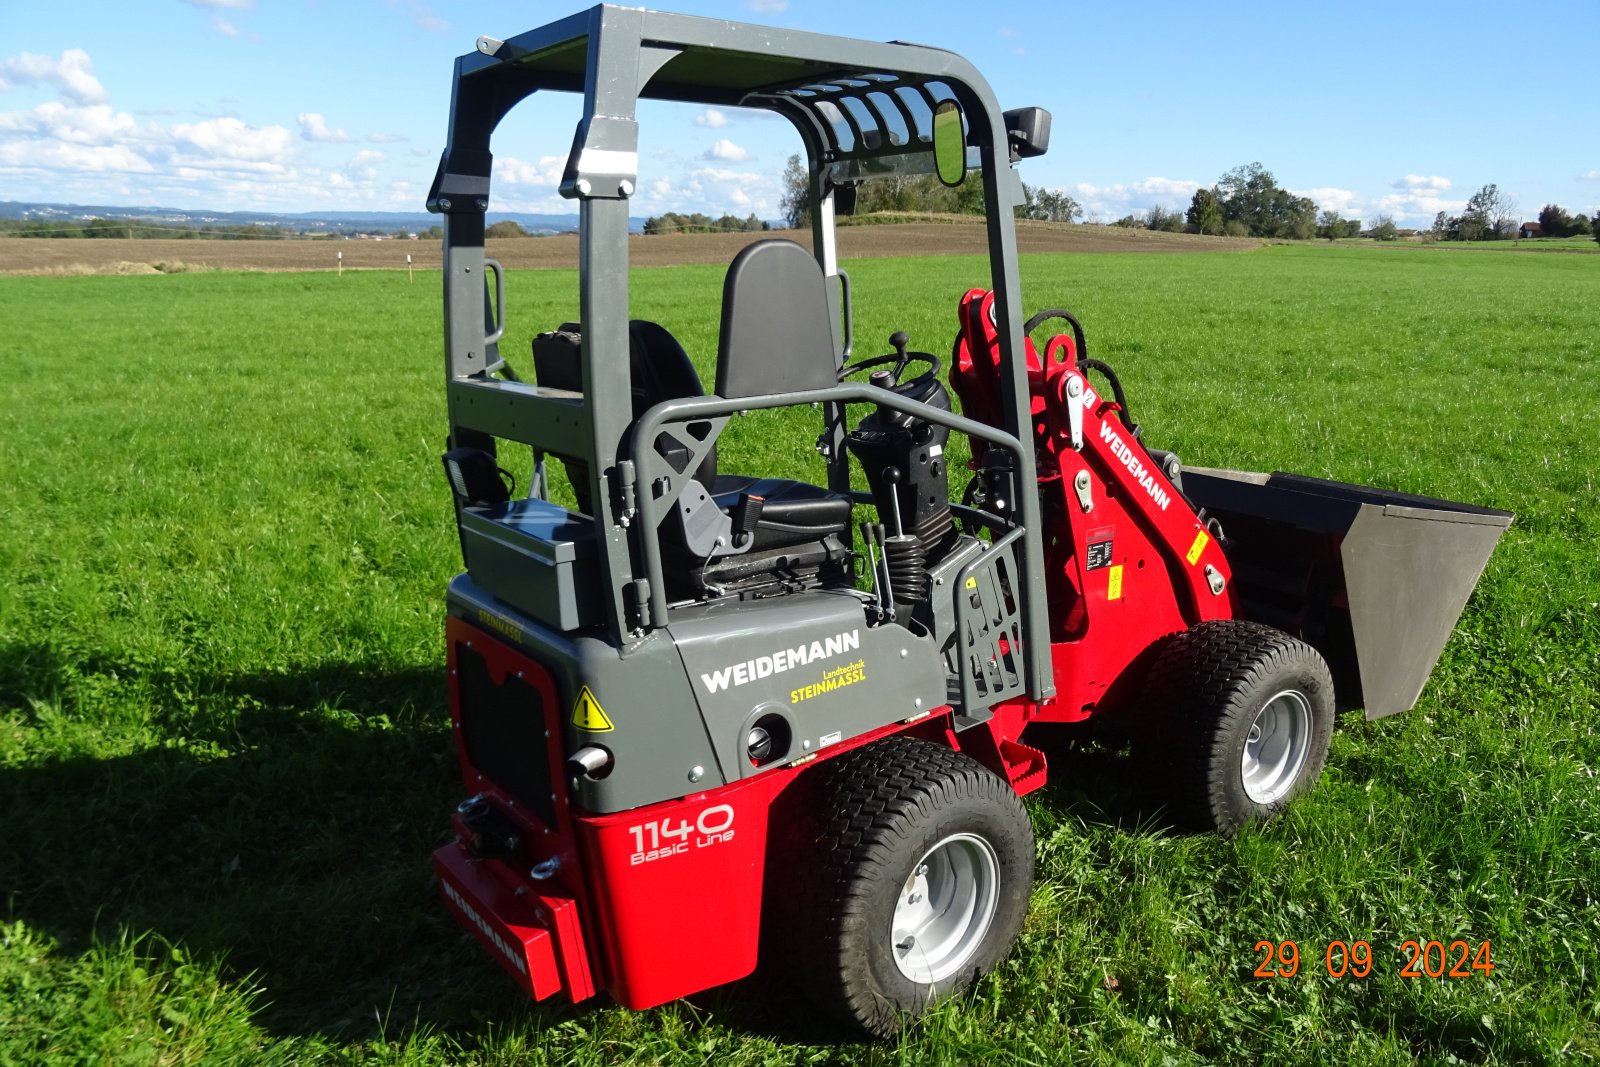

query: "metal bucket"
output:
1183 468 1513 719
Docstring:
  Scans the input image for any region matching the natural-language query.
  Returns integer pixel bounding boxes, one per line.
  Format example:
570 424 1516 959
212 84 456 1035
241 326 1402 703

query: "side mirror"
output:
832 182 858 217
1003 107 1051 162
931 100 966 187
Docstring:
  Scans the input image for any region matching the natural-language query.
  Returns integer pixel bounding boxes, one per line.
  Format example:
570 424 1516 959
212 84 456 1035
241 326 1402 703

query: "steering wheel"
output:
838 330 942 385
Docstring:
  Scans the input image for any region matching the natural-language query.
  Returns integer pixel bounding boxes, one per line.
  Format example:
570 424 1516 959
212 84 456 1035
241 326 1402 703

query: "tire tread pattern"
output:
776 736 1033 1037
1137 620 1334 836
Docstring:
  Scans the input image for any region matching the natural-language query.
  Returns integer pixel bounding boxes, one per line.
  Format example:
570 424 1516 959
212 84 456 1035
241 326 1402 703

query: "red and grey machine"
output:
424 5 1511 1036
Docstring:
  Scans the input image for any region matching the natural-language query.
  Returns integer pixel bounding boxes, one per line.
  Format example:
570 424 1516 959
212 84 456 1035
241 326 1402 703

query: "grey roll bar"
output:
430 5 1054 701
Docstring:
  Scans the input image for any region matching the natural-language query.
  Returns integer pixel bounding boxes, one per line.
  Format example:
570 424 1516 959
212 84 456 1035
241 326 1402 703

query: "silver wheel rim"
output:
1241 689 1312 803
890 832 1000 985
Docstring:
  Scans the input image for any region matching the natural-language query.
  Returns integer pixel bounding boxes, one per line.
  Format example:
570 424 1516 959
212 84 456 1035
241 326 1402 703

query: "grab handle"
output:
483 258 506 346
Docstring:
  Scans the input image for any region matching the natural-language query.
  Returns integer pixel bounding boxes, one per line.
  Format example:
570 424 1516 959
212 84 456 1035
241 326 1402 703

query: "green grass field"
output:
2 243 1597 1064
1412 236 1599 254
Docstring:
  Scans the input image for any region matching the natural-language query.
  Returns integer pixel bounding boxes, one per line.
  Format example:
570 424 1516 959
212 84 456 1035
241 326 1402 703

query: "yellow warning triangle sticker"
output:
571 685 614 732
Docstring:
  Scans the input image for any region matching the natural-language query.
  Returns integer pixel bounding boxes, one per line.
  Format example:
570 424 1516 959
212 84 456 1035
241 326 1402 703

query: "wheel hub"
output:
1240 689 1312 803
890 833 1000 984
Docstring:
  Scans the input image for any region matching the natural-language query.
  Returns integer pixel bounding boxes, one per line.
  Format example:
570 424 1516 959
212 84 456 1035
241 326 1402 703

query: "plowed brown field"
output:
0 218 1257 276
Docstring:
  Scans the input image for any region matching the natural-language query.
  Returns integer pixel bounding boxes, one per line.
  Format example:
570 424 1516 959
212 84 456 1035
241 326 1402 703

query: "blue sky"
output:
3 0 1597 226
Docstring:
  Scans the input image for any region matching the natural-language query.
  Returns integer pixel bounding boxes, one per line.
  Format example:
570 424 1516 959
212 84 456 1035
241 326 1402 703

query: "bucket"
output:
1183 468 1513 719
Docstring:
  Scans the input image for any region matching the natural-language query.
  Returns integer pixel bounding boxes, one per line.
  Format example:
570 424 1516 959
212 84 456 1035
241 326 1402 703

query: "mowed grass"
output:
1 243 1597 1064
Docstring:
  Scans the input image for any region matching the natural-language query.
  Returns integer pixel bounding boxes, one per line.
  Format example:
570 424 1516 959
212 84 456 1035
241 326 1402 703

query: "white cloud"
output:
172 116 294 161
1294 187 1362 215
213 17 241 38
495 154 565 186
0 139 153 173
669 166 778 215
1071 176 1199 219
695 108 728 128
298 112 350 143
1582 170 1600 181
704 139 750 162
0 102 162 146
745 0 788 10
344 149 384 182
1372 190 1464 223
0 49 108 105
388 1 448 32
182 0 254 9
1287 181 1465 225
1390 174 1451 192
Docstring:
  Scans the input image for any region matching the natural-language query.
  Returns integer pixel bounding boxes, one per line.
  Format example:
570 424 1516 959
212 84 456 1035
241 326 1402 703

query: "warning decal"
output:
571 686 614 732
1085 524 1115 571
1085 539 1114 571
1107 565 1124 601
1186 530 1210 565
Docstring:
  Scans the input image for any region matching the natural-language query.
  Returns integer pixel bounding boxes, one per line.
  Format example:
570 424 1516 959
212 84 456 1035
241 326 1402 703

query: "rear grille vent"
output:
456 643 557 826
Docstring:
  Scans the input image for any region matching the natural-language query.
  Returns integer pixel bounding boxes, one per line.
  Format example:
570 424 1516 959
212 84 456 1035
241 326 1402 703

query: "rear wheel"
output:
781 736 1034 1037
1138 620 1334 836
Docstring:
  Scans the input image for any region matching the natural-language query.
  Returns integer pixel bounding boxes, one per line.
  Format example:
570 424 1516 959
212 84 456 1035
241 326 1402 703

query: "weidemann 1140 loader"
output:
424 5 1512 1036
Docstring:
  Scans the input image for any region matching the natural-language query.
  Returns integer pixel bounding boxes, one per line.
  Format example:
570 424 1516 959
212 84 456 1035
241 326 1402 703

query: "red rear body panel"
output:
569 776 781 1008
438 617 931 1009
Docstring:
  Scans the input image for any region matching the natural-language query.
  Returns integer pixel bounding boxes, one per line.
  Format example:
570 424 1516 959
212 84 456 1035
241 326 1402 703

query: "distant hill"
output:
0 200 644 236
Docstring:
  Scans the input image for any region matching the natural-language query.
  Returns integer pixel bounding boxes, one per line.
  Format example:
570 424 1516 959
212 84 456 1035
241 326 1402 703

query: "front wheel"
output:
1138 620 1335 836
781 737 1034 1037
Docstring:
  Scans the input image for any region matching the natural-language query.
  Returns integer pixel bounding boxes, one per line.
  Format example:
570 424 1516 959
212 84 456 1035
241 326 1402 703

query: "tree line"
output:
749 155 1600 245
639 212 770 235
1534 204 1593 239
765 154 1084 231
0 218 306 240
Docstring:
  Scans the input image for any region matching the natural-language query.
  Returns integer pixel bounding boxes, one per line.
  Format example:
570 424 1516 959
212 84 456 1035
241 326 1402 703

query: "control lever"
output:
883 466 906 537
888 330 910 379
858 521 895 622
874 522 896 620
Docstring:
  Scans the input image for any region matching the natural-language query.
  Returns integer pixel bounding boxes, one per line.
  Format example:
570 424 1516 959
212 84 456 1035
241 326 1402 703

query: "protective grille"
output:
954 531 1028 714
456 642 557 827
746 74 963 182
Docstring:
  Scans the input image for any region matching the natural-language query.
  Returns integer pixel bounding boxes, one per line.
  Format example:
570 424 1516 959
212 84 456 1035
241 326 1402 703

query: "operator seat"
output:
534 242 852 595
534 312 849 553
652 239 854 595
705 238 852 549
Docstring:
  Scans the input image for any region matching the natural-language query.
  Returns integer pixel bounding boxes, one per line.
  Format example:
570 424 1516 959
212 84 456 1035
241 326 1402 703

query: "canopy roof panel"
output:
464 5 989 169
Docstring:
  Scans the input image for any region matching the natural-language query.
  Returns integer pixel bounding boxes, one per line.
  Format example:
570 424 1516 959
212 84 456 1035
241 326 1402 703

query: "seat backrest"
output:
628 319 717 488
716 239 839 399
533 319 716 510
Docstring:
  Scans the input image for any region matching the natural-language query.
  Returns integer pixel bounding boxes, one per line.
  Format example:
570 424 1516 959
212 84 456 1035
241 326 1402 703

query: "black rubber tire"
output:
1136 620 1334 837
777 736 1034 1038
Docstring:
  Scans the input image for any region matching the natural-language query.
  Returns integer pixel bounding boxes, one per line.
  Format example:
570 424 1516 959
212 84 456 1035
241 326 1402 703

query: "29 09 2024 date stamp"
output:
1253 940 1494 979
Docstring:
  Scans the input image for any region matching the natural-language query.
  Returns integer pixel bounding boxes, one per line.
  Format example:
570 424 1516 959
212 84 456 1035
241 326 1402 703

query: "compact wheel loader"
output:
425 5 1512 1036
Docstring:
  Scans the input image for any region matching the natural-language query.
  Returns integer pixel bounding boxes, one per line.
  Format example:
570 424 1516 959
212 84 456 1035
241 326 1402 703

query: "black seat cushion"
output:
711 475 851 551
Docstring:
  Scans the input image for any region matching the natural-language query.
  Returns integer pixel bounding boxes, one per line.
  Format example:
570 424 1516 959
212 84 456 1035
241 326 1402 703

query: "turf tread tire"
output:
1137 620 1334 836
776 736 1034 1038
